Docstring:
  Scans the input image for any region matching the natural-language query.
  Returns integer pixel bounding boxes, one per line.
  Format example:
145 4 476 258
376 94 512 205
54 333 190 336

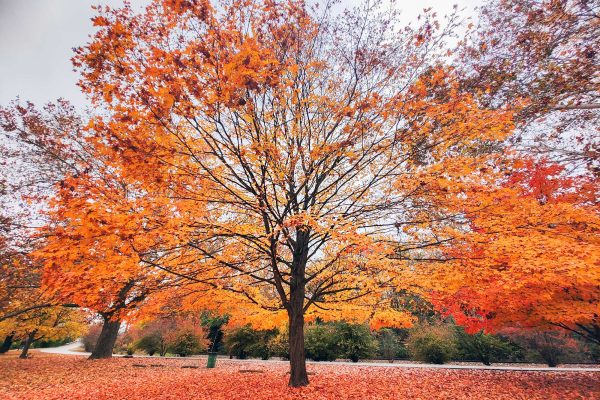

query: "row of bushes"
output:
221 322 509 364
224 322 380 362
223 322 598 366
82 317 599 365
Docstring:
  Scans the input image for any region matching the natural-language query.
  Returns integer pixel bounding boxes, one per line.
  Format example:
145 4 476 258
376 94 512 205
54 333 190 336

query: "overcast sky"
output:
0 0 481 109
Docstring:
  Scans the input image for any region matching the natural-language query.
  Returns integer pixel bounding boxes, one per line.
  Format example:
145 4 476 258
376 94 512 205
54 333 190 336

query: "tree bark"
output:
19 331 36 359
287 229 310 387
89 315 121 359
288 304 308 387
0 333 14 353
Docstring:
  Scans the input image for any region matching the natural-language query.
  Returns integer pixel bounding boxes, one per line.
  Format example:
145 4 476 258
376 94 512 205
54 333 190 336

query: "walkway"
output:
38 341 600 372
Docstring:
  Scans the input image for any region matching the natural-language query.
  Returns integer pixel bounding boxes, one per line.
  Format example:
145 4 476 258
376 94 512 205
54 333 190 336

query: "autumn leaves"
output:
0 0 598 389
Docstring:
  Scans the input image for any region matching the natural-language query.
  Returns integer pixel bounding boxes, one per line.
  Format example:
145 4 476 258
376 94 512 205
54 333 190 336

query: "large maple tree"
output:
74 0 514 385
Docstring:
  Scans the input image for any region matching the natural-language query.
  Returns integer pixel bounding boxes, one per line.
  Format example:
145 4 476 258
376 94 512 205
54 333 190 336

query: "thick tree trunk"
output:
19 331 36 359
287 229 310 387
89 315 121 359
288 307 308 387
0 333 14 353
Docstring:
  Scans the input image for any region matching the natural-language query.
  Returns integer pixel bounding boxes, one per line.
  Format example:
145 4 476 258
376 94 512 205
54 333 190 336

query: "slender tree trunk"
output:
19 331 36 359
0 333 14 353
287 229 309 387
89 315 121 359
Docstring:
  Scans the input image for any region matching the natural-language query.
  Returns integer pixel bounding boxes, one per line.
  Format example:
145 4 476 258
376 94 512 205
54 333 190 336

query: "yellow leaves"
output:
2 306 87 342
369 309 415 330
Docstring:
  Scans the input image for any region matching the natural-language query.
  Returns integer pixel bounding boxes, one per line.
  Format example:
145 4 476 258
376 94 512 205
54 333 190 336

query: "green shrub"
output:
456 328 520 365
335 322 377 362
169 331 206 357
395 344 410 359
125 343 136 356
224 326 260 359
268 329 289 359
135 333 162 356
224 326 279 360
201 312 229 353
406 324 457 364
35 337 72 348
304 324 339 361
377 328 405 361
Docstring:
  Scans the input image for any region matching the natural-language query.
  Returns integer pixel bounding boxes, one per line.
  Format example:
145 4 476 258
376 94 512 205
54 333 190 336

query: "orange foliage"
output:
417 158 599 335
72 0 514 320
3 0 595 389
72 0 517 385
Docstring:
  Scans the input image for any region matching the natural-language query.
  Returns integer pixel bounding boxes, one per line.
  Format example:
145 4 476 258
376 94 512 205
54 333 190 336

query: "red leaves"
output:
1 355 598 400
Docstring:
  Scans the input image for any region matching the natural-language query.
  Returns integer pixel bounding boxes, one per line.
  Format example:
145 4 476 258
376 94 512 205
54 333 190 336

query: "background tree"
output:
37 161 202 359
0 306 86 359
0 101 101 354
499 328 580 367
421 158 599 344
462 0 599 174
0 100 217 360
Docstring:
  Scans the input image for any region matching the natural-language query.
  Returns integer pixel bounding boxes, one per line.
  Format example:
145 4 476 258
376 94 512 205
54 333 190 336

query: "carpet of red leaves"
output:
1 353 598 399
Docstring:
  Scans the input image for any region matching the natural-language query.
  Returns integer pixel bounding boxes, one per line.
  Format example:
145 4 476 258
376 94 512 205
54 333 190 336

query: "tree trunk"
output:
288 229 310 387
19 331 36 359
0 333 14 353
89 315 121 359
288 305 308 387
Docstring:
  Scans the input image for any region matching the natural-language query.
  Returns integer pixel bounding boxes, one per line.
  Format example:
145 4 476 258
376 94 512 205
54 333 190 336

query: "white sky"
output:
0 0 482 109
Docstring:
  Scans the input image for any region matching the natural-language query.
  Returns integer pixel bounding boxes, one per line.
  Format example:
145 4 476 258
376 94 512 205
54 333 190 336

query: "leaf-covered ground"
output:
1 353 598 399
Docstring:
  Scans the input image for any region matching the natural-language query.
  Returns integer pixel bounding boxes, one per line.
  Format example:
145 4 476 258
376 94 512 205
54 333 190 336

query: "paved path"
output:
39 341 599 372
39 341 89 356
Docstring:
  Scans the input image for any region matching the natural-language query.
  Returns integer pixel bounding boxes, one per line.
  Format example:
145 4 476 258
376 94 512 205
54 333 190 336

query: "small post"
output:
206 352 217 368
206 324 219 368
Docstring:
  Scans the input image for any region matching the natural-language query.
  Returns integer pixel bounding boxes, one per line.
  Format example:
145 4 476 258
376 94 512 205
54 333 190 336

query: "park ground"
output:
1 352 599 399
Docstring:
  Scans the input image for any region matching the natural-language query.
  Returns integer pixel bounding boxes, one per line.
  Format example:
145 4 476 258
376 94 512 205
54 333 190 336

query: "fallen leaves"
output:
0 354 598 400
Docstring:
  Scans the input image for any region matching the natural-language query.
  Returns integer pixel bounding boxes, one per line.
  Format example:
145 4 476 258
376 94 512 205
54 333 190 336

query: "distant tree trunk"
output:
19 331 36 359
89 315 121 359
287 230 309 387
159 339 168 357
0 333 14 353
